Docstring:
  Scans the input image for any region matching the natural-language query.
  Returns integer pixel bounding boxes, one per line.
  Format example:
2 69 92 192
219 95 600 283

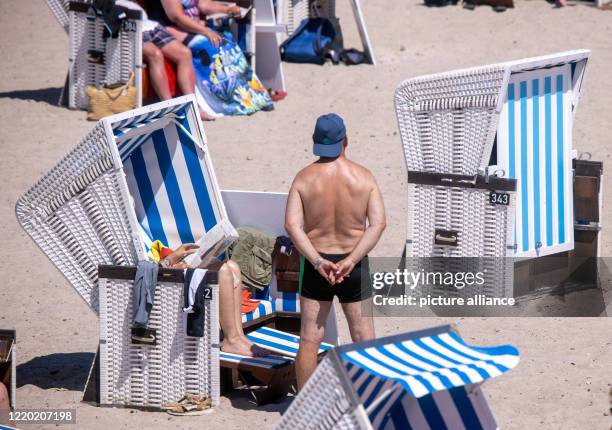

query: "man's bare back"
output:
285 113 385 390
294 158 374 254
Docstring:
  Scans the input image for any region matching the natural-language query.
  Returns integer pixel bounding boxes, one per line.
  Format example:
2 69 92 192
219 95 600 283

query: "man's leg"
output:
296 296 332 390
341 298 375 343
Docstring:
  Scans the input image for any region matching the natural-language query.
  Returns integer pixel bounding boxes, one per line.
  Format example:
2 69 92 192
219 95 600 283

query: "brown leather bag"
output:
274 243 301 293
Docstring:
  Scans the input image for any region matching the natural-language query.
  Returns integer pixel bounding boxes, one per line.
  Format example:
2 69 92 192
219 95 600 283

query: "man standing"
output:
285 113 386 389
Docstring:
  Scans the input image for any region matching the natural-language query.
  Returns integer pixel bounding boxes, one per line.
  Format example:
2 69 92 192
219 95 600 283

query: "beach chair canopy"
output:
111 100 236 264
277 325 520 430
16 96 236 313
396 50 590 258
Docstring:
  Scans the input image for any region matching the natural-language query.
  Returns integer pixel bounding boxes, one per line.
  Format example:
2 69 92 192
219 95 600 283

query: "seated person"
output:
146 0 274 116
150 241 269 357
117 0 215 120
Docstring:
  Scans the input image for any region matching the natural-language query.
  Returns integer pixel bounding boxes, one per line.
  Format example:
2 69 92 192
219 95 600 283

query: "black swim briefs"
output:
299 253 372 303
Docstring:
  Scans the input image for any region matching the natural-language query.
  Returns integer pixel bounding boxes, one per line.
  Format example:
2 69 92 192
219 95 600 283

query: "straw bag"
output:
86 74 136 121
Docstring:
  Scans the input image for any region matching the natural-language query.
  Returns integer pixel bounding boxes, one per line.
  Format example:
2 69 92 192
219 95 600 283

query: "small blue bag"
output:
280 18 336 65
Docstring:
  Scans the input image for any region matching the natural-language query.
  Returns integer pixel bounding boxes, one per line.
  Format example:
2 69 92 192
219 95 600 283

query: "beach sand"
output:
0 0 611 428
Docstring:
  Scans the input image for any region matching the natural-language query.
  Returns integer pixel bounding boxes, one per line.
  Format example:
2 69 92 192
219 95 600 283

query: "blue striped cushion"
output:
241 299 275 323
246 326 333 358
273 291 300 313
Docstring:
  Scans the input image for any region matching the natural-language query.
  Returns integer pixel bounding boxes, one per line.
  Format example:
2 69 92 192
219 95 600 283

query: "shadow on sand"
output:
17 352 94 391
0 87 63 106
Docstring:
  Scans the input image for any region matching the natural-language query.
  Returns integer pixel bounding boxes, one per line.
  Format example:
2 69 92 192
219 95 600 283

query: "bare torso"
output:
295 158 374 254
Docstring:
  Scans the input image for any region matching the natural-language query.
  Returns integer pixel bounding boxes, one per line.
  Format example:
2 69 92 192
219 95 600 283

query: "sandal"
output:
162 393 213 416
268 90 287 102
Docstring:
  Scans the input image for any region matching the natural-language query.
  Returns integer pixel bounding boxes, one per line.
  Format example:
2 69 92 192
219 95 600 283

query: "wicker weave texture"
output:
284 0 336 36
408 184 514 257
46 0 70 33
15 124 138 312
406 184 515 298
276 356 359 430
68 8 142 110
99 277 220 409
395 67 505 176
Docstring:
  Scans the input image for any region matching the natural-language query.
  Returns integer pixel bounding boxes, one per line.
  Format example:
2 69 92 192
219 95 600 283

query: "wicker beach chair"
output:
97 266 220 409
277 325 520 430
67 1 143 110
16 95 237 314
396 50 591 261
275 0 376 64
0 330 16 411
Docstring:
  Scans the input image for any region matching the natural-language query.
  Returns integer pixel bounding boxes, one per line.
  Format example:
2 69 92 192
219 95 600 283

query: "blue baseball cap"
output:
313 113 346 157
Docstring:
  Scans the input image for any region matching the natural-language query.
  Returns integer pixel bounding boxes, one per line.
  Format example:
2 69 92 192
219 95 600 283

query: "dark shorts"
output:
143 25 175 49
299 253 372 303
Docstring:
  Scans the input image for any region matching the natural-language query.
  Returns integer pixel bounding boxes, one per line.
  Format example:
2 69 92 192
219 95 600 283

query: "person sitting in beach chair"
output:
146 0 274 116
150 241 269 357
117 0 216 120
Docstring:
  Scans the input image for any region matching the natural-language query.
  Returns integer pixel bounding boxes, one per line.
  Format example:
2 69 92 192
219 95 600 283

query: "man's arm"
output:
336 177 386 279
284 177 338 283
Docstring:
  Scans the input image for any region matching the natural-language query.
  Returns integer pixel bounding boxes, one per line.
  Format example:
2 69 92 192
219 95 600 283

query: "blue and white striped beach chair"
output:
16 95 237 314
277 325 520 430
219 327 333 404
396 50 591 261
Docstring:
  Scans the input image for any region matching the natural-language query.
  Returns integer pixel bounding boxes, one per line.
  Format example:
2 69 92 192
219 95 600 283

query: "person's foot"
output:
199 110 216 121
221 338 270 357
555 0 566 7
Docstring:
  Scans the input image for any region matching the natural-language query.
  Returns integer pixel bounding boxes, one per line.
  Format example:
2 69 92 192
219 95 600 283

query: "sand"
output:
0 0 611 428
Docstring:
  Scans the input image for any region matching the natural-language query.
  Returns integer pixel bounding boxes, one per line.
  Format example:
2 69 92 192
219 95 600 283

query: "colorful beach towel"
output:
188 33 273 116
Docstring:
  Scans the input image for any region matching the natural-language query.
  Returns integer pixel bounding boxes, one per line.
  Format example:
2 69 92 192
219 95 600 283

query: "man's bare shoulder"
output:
292 163 318 186
345 159 376 184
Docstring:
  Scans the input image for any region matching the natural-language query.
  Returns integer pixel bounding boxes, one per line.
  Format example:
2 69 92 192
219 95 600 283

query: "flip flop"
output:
268 90 287 102
162 393 213 416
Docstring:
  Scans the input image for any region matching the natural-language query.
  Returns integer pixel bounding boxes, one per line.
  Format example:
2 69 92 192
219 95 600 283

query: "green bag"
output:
228 227 275 291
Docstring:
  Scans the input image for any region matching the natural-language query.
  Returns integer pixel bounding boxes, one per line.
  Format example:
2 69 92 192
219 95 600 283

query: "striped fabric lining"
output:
121 118 221 251
367 383 494 430
273 292 300 313
219 351 293 368
242 300 275 323
112 104 188 136
246 326 333 357
498 64 573 257
341 332 519 400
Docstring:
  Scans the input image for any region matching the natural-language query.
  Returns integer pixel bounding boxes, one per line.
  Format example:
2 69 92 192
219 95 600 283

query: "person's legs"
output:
0 382 9 422
341 298 375 343
218 262 268 356
296 296 332 390
142 42 172 100
160 40 195 96
160 39 216 121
